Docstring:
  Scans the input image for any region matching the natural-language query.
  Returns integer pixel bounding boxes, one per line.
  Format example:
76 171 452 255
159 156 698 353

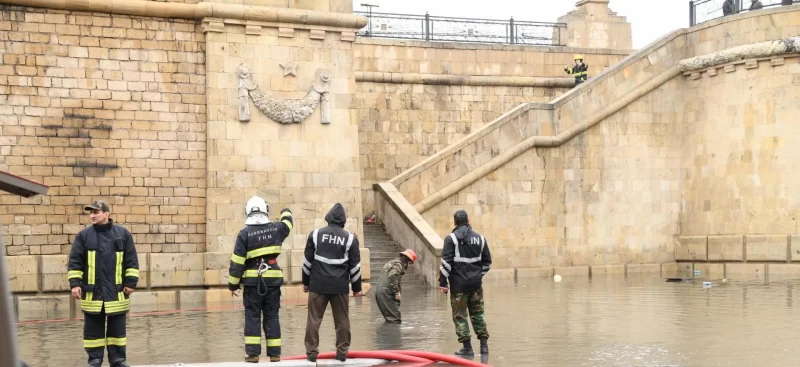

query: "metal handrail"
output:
690 0 798 26
354 11 567 46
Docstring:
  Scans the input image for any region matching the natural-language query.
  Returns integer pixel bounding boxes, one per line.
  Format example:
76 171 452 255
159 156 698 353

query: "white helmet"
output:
245 196 268 217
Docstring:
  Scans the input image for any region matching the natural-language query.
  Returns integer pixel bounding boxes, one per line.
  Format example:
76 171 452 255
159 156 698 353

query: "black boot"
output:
335 352 347 362
110 360 130 367
455 340 474 356
307 354 317 362
88 359 102 367
479 337 489 355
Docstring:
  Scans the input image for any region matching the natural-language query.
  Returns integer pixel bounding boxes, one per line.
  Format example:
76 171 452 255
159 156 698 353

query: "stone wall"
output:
354 38 631 215
379 6 800 276
0 5 207 257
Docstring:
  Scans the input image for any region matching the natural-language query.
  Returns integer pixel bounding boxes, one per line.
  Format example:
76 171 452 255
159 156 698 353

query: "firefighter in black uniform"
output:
228 196 293 363
68 200 139 367
439 210 492 357
564 54 589 86
302 203 363 363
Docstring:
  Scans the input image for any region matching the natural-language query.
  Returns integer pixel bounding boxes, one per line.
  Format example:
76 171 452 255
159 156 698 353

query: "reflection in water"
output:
15 276 800 366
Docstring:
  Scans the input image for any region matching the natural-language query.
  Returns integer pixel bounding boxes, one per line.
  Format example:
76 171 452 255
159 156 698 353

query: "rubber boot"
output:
110 360 130 367
455 340 474 356
307 354 317 363
270 356 280 362
88 359 102 367
479 337 489 355
335 352 347 362
244 355 259 363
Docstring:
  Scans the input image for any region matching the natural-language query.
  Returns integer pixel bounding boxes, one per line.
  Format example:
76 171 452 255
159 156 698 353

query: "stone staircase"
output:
363 223 427 287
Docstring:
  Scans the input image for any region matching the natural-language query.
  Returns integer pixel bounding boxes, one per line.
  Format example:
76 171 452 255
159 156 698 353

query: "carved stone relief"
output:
237 64 332 124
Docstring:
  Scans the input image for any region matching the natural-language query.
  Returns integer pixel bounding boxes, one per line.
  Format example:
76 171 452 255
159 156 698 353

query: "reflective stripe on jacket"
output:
302 203 362 294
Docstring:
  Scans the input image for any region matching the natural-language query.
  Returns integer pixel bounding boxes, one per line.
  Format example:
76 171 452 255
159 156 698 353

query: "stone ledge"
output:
355 71 575 88
678 36 800 72
682 54 798 78
0 0 368 29
676 236 708 261
354 37 633 55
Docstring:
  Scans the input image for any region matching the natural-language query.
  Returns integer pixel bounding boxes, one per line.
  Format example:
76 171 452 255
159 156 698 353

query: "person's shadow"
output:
374 322 404 350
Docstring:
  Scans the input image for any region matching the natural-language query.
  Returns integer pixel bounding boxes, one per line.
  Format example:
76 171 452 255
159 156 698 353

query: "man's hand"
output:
395 292 401 301
123 287 135 296
71 286 82 300
440 287 449 294
303 285 309 293
231 290 241 297
353 291 363 297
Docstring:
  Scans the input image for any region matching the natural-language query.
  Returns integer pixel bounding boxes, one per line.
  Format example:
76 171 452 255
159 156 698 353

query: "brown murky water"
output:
14 275 800 367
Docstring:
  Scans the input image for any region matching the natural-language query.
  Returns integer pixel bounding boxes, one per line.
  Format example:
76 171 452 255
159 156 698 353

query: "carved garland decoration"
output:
237 64 332 124
677 36 800 72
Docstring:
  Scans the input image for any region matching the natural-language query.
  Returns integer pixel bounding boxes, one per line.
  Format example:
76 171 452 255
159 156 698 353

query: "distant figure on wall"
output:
782 0 793 6
723 0 736 15
564 54 588 87
750 0 764 10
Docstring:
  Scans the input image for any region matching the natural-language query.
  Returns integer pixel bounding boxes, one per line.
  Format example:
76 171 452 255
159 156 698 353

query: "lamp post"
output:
361 3 379 36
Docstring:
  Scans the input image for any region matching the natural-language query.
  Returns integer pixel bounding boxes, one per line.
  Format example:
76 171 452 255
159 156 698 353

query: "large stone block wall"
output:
203 19 364 253
0 5 207 256
421 77 684 268
354 39 631 215
389 6 800 271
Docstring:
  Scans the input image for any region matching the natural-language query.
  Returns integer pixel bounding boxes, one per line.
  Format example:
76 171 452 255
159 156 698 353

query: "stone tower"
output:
556 0 633 50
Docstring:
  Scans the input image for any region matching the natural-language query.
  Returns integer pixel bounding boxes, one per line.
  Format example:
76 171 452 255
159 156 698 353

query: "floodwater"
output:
14 275 800 367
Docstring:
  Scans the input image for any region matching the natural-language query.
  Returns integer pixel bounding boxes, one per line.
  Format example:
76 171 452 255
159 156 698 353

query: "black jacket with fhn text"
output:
439 224 492 293
302 204 362 295
228 208 294 290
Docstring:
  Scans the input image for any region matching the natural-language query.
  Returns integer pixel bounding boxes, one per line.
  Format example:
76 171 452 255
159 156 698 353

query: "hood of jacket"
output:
452 224 471 240
325 203 347 228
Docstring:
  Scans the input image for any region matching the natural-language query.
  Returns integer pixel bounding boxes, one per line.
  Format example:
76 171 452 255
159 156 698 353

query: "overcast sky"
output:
351 0 689 50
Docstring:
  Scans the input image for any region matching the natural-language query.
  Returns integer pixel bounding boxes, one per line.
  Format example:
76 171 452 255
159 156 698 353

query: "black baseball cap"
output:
84 200 110 212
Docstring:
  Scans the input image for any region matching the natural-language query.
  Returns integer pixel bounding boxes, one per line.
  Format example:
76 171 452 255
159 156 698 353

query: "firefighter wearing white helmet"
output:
564 54 588 86
228 196 294 363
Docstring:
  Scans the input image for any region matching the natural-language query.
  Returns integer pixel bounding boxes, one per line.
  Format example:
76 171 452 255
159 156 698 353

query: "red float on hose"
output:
282 350 433 364
381 350 492 367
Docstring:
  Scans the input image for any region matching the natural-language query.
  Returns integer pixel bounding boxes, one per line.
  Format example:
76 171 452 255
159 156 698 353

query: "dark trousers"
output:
84 306 127 363
243 286 281 357
375 288 401 323
304 292 350 356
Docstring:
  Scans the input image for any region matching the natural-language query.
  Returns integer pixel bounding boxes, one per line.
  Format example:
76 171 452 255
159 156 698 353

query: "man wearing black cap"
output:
67 200 139 367
439 209 492 356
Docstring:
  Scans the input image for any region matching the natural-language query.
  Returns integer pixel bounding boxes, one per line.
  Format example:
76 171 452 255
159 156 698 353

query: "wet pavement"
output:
15 275 800 366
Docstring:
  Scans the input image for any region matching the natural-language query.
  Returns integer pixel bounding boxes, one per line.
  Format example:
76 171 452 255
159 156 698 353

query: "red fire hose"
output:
382 350 492 367
282 349 492 367
282 351 432 363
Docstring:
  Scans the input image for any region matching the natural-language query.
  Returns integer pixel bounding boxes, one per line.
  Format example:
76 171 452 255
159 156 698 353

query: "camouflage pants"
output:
449 288 489 343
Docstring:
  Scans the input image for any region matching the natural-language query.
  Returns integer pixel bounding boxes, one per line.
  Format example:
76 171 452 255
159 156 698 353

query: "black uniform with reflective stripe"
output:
67 219 139 315
565 63 589 84
439 224 492 294
228 208 294 290
302 204 362 295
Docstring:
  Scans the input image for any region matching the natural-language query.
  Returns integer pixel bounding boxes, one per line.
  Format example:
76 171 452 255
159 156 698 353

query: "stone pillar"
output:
203 17 364 264
556 0 632 50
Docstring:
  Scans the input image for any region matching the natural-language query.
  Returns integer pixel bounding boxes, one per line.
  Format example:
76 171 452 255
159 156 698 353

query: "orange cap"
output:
399 249 417 263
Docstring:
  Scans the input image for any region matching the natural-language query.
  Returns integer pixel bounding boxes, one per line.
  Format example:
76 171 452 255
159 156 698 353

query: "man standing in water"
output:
302 203 364 362
439 210 492 356
68 200 139 367
228 196 293 363
375 249 417 323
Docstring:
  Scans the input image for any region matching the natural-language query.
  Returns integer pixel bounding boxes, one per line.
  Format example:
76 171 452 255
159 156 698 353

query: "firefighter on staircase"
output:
565 54 589 86
228 196 294 363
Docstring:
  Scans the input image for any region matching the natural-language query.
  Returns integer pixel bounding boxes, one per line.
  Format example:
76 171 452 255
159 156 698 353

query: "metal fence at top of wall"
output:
690 0 798 26
353 11 568 46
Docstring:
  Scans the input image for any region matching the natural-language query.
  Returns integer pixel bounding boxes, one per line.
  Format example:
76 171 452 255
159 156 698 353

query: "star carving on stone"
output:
279 62 297 77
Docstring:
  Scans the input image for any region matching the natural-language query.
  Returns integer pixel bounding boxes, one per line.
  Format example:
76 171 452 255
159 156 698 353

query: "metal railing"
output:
354 11 567 46
690 0 797 26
